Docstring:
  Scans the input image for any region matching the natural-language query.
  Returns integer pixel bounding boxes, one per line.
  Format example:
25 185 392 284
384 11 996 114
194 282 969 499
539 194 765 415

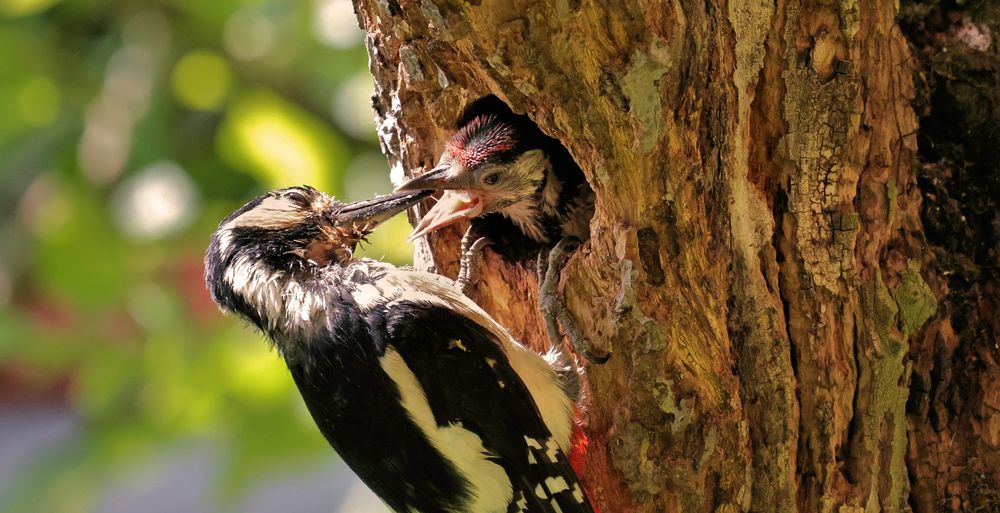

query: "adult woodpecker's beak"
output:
335 189 433 233
395 165 485 242
394 163 467 192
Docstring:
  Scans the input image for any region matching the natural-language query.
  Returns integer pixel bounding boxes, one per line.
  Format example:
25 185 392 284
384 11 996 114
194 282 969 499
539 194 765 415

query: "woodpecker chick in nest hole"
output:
204 186 597 513
396 99 608 364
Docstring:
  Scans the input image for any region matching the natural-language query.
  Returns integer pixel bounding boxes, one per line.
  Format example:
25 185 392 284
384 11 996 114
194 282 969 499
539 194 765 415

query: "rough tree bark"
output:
352 0 1000 511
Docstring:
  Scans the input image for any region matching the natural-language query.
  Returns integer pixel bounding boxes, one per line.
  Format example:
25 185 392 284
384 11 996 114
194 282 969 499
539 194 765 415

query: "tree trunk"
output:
352 0 1000 511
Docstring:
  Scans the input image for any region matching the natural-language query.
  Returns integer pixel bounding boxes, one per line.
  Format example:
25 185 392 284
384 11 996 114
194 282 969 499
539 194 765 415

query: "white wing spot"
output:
545 439 560 463
572 483 585 503
534 484 547 499
514 491 529 513
525 437 543 450
550 499 565 513
545 476 570 494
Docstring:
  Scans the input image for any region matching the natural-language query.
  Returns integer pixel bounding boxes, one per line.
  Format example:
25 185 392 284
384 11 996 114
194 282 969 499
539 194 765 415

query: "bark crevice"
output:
353 0 1000 510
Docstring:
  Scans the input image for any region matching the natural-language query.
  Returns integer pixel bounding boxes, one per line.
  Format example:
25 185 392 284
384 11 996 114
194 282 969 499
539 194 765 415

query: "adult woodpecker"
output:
204 186 596 513
394 99 607 363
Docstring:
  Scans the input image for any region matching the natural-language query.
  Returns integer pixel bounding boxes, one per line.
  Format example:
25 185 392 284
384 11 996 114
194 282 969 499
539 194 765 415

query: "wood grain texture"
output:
352 0 999 511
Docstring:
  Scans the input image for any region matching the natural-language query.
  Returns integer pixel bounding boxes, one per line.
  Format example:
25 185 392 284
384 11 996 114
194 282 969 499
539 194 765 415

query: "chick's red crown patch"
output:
445 115 517 169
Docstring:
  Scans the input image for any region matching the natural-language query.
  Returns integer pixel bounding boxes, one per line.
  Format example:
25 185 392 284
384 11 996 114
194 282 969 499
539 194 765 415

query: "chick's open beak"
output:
335 190 432 232
407 191 484 242
395 164 486 241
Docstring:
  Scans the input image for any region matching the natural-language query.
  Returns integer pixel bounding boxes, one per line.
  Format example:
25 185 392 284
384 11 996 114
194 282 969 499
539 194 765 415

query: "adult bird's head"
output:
204 185 429 332
395 114 554 242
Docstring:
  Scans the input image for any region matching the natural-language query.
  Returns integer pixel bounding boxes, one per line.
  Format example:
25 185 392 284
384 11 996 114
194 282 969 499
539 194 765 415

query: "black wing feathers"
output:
285 300 471 513
384 301 595 513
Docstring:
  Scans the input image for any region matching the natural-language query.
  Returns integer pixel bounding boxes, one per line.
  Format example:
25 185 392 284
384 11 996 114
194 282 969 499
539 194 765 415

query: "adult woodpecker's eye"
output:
483 173 499 185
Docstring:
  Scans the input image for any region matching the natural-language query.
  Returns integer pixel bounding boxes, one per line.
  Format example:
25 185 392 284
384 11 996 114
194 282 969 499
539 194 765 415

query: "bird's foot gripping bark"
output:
456 226 492 295
538 237 610 365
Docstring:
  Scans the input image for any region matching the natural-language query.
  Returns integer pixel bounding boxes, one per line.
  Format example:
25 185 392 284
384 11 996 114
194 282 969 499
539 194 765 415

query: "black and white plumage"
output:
394 98 607 363
204 185 596 513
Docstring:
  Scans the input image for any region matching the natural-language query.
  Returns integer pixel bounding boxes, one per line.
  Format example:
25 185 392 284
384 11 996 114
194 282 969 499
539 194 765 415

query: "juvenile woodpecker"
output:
204 186 596 513
394 100 607 363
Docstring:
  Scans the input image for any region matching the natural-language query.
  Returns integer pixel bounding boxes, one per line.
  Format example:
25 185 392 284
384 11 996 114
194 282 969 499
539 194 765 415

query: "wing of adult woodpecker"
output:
204 185 596 513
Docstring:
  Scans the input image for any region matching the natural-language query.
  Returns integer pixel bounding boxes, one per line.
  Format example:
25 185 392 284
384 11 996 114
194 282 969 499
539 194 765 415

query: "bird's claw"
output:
538 237 610 365
457 227 492 295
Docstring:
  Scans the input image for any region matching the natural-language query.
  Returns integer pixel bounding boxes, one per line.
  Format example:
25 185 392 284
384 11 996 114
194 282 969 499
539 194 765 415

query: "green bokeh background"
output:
0 0 408 511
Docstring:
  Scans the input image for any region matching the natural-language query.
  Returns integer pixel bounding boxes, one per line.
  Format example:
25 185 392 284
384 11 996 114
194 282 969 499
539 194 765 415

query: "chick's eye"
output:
483 173 500 185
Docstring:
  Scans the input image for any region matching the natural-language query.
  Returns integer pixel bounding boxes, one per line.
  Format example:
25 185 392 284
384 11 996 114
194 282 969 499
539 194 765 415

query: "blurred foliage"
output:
0 0 410 511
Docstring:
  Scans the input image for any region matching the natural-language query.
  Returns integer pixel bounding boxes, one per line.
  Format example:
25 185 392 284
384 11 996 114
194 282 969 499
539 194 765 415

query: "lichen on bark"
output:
352 0 998 511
